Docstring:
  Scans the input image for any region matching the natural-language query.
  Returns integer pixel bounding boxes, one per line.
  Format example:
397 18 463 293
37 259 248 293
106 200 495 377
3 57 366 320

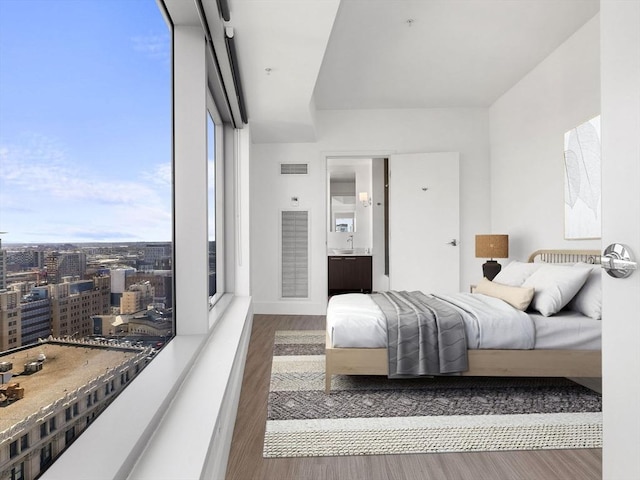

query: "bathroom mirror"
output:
329 172 356 232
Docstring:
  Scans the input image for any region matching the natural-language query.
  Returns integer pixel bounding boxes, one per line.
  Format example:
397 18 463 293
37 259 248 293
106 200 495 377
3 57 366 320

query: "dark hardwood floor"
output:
225 314 602 480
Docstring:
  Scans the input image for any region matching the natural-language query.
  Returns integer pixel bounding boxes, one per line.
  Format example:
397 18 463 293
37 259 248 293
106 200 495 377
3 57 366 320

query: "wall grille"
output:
281 210 309 298
280 163 308 175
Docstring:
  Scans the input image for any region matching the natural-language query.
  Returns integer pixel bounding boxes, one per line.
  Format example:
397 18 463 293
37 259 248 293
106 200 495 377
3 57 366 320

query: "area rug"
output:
263 330 602 458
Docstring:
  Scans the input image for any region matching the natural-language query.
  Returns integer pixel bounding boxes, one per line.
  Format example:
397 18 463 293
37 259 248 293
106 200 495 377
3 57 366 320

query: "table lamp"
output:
475 234 509 281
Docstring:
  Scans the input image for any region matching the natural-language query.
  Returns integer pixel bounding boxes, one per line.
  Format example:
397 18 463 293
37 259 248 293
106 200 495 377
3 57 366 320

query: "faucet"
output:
347 235 353 249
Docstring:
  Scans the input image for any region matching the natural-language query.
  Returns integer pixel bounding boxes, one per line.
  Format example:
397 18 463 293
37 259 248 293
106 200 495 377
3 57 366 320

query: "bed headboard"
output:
527 249 601 265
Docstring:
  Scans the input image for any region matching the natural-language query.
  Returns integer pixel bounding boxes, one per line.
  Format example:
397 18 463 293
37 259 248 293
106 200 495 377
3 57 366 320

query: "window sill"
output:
43 294 253 480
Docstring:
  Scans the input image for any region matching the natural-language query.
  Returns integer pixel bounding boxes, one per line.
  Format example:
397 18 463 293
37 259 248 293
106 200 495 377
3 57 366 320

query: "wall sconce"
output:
359 192 372 207
475 234 509 280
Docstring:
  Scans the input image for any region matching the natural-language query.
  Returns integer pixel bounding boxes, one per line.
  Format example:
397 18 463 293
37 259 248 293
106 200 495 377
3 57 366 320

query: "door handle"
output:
446 239 458 247
601 243 637 278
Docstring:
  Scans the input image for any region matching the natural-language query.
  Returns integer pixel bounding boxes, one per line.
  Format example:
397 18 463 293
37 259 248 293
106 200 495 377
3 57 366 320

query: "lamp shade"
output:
475 234 509 259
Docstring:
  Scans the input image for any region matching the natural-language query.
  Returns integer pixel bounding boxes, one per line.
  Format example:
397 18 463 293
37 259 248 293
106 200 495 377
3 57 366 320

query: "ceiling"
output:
224 0 600 143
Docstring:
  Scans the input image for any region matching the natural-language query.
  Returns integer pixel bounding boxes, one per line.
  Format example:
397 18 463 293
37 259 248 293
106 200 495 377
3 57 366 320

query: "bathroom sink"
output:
332 248 355 254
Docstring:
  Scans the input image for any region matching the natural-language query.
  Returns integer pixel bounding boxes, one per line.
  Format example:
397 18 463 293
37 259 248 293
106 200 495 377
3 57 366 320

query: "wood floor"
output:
225 314 602 480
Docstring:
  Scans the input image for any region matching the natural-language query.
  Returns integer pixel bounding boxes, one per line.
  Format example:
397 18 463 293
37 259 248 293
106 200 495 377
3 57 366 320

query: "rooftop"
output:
0 342 139 432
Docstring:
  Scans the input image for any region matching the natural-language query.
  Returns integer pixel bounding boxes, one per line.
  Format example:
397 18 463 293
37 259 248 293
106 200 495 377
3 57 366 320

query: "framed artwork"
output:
563 115 601 239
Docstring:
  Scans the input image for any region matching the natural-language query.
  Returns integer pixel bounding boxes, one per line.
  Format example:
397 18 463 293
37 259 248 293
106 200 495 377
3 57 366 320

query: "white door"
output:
601 2 640 478
388 152 459 294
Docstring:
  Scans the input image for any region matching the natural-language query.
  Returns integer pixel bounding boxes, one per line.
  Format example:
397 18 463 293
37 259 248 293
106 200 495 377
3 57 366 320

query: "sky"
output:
0 0 172 244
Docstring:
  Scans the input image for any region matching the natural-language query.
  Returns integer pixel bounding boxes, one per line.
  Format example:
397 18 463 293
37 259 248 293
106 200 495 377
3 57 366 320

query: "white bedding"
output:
326 292 601 350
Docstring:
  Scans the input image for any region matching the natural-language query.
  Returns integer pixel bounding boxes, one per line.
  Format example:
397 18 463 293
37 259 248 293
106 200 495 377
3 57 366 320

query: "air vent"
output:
280 163 308 175
281 210 309 298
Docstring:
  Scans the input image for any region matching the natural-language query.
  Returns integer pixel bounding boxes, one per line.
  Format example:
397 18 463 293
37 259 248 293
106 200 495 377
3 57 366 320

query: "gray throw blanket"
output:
371 291 468 378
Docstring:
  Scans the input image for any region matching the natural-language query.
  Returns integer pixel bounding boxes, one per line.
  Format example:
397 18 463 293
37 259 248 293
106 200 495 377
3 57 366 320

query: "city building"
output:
0 235 6 291
19 294 50 347
49 277 110 339
141 243 171 270
0 340 151 479
0 291 20 351
108 268 136 308
44 252 87 285
125 271 172 308
119 282 154 315
0 277 111 351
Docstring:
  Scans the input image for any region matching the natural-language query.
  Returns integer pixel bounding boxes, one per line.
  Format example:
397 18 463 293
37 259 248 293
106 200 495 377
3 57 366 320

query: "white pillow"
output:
566 263 602 320
522 265 591 316
493 261 543 286
474 277 535 311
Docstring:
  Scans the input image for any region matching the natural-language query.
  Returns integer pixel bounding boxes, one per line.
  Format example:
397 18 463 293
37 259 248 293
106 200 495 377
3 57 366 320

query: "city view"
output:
0 238 183 479
0 0 180 478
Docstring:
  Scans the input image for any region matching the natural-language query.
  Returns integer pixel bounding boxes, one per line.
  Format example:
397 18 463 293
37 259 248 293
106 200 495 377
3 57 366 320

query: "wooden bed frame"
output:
325 249 602 393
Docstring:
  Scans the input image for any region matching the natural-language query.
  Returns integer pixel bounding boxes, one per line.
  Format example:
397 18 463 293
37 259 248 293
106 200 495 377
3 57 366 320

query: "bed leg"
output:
325 371 331 394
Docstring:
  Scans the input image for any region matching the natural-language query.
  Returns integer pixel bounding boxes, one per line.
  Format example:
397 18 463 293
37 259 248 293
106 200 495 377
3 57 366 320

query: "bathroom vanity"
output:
327 250 372 296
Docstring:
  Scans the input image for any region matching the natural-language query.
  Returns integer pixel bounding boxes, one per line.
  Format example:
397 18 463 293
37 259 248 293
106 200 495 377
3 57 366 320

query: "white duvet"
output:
327 292 601 350
434 293 534 349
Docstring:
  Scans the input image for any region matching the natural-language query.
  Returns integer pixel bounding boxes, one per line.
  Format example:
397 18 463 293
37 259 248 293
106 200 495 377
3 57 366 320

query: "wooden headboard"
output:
527 249 601 265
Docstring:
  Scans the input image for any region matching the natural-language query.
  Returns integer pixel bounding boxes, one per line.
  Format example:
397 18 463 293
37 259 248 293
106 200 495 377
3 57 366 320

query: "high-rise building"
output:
109 268 136 308
20 294 51 346
142 243 171 270
120 282 154 314
49 276 110 339
126 272 172 308
0 235 7 291
44 252 87 284
0 290 20 351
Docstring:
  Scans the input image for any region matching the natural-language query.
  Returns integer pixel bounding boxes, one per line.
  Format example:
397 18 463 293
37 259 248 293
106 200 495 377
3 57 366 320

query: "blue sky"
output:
0 0 172 244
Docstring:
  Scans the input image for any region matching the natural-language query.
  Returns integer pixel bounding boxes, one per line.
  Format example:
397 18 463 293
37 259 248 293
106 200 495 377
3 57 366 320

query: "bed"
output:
325 249 602 393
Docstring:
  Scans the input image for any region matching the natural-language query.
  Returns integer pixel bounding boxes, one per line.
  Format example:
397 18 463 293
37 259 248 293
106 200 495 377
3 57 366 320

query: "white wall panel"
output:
489 15 601 260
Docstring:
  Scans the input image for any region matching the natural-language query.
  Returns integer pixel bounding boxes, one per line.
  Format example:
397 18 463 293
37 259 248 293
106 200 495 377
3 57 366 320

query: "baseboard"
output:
253 300 326 316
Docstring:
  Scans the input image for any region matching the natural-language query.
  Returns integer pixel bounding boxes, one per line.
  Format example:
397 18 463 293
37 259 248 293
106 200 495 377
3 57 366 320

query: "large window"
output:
0 1 171 477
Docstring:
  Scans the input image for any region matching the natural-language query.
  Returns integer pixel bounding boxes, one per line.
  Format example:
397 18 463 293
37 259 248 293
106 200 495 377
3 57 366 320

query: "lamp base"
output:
482 260 502 281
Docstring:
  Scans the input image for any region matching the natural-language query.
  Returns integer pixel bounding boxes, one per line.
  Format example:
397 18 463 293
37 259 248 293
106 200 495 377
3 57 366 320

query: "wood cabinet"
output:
328 256 372 296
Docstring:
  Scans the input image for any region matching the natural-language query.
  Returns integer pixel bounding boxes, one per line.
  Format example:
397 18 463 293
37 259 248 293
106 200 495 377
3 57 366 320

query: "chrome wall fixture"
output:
601 243 638 278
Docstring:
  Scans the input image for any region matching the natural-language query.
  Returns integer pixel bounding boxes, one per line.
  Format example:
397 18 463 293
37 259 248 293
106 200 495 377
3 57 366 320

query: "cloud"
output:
0 134 172 242
142 162 172 187
1 134 168 204
131 33 170 64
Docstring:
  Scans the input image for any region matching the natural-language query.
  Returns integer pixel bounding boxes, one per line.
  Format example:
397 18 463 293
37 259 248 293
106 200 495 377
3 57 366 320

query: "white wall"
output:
251 108 490 314
489 15 601 260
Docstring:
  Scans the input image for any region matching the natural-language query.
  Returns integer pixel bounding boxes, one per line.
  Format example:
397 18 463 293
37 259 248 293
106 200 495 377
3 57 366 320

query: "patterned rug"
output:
264 330 602 458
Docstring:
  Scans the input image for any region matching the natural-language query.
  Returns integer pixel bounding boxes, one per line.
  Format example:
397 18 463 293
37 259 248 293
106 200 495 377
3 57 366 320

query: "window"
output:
0 0 172 474
10 440 18 458
40 444 52 469
5 0 238 476
207 94 224 307
208 113 217 299
20 434 29 451
65 427 75 446
10 463 24 480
